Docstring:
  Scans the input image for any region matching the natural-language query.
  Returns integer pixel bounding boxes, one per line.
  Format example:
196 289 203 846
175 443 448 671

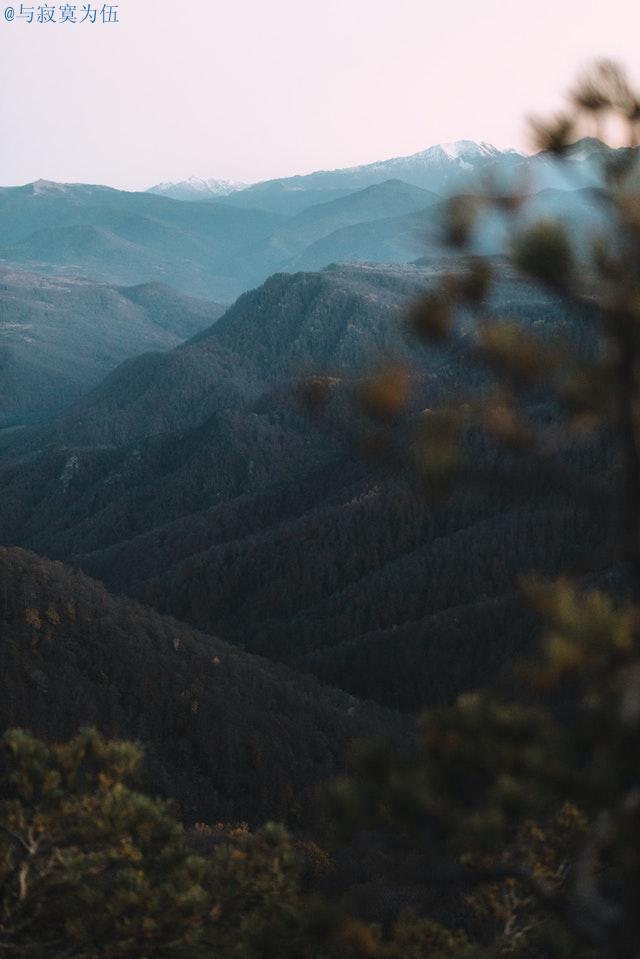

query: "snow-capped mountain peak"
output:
438 140 499 160
364 141 524 175
147 176 248 201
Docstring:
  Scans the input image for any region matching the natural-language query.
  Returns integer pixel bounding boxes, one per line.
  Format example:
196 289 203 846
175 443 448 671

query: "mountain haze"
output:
216 138 637 213
0 267 224 422
216 141 523 214
0 181 283 300
1 140 633 301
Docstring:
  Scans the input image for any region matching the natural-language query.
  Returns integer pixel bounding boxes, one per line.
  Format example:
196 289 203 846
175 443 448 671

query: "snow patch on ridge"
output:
149 176 248 197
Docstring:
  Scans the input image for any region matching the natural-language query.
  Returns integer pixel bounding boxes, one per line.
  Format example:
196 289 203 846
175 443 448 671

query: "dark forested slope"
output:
0 546 385 824
0 262 611 711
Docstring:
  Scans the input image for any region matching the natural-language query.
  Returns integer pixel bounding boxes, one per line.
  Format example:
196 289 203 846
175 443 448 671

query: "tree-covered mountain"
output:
0 261 609 712
1 264 436 451
0 545 386 824
0 268 224 422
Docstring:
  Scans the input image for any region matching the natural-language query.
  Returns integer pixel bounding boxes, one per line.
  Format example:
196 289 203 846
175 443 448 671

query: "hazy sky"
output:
0 0 638 190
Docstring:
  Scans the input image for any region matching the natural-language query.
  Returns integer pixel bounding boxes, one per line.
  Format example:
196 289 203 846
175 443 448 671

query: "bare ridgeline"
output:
1 62 640 957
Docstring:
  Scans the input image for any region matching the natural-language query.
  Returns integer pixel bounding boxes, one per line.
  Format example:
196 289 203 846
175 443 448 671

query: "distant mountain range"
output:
145 141 514 210
0 180 282 301
1 138 628 306
0 176 445 300
151 137 625 215
214 140 523 215
0 139 624 426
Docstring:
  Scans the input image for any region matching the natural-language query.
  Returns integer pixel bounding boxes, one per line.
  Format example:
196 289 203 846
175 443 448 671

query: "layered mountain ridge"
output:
1 139 632 307
0 260 608 712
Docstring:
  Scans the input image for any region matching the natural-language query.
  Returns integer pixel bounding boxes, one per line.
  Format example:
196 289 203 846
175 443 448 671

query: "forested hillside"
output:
0 546 386 824
2 35 639 957
0 260 612 710
0 268 224 421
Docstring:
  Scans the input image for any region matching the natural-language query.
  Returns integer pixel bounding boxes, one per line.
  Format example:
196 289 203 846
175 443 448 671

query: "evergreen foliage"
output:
323 60 640 957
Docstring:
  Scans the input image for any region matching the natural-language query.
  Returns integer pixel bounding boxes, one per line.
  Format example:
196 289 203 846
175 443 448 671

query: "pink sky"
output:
0 0 638 190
